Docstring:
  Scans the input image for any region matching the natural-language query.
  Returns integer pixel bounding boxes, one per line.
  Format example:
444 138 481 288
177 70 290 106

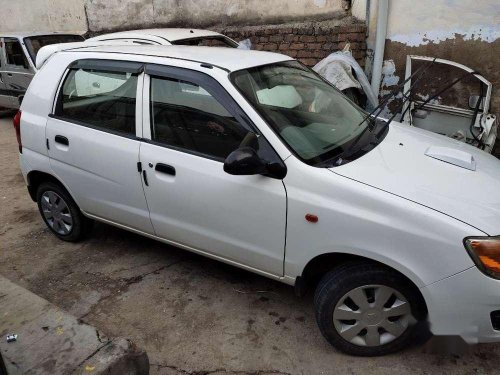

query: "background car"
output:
0 32 84 110
86 28 239 48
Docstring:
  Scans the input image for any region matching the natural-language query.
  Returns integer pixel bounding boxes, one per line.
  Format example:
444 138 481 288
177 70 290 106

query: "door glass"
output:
4 39 29 69
58 68 138 136
150 76 251 159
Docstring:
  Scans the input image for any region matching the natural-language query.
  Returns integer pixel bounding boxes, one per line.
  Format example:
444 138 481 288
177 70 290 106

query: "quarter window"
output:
4 39 29 69
58 68 138 136
150 76 251 159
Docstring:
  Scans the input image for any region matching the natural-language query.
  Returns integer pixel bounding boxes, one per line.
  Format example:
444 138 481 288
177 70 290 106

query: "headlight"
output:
464 236 500 279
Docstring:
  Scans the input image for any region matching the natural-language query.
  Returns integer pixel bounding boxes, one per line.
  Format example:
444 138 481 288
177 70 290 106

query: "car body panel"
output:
332 123 500 235
282 154 481 288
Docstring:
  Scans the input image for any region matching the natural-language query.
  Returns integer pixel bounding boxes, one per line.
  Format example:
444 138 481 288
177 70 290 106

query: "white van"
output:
16 44 500 356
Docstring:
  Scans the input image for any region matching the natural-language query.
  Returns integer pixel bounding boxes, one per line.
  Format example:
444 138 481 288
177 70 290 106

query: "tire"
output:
36 181 93 242
314 262 426 356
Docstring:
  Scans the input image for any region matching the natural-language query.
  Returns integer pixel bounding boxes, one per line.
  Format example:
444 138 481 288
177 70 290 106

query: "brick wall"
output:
220 23 367 68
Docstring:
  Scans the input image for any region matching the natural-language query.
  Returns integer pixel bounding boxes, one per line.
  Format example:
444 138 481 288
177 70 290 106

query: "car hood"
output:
331 122 500 235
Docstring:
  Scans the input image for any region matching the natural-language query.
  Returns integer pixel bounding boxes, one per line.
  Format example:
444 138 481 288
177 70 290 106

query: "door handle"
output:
142 170 149 186
6 73 12 77
155 163 176 176
54 135 69 146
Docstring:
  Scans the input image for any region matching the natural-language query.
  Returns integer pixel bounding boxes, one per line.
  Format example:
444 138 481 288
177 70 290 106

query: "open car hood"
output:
331 123 500 235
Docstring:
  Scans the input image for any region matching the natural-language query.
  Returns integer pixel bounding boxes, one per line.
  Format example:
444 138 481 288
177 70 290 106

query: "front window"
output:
150 76 251 160
58 67 137 136
231 61 384 166
24 34 84 63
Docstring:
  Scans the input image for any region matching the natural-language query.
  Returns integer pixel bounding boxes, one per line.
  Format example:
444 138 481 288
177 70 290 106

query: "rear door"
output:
46 59 154 234
2 38 33 107
139 64 287 276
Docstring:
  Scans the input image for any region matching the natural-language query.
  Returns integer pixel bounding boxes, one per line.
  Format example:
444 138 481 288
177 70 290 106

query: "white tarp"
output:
237 39 252 50
313 51 379 108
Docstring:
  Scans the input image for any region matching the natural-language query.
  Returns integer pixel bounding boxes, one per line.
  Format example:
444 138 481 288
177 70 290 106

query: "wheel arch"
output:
27 170 77 206
299 252 428 317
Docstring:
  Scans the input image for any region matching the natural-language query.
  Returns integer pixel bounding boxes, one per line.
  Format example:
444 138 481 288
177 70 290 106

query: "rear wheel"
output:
314 262 426 356
36 182 93 242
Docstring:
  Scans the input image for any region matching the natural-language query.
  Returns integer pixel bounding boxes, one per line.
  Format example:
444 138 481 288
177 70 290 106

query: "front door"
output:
46 59 154 234
139 65 287 276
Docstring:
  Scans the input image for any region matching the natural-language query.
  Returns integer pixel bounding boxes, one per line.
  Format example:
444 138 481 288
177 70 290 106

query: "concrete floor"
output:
1 117 500 374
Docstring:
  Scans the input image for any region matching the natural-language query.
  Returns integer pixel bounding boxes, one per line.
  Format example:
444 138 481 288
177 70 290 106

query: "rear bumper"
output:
421 266 500 344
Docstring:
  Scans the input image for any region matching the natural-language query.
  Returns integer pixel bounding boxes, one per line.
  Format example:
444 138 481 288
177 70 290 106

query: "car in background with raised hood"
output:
0 32 84 109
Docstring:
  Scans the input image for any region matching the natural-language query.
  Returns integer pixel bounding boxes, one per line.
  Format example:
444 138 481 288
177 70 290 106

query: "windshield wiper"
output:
375 64 480 138
354 58 437 131
338 58 438 162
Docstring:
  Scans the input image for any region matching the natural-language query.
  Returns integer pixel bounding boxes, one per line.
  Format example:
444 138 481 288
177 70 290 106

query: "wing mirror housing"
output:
223 147 287 180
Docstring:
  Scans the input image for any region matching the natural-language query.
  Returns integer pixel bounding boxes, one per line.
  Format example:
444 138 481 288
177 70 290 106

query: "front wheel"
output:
314 263 427 356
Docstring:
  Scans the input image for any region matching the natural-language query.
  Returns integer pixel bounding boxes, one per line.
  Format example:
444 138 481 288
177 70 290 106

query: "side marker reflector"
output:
305 214 318 223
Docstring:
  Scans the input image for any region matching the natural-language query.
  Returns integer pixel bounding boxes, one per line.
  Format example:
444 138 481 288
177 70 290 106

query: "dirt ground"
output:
1 117 500 374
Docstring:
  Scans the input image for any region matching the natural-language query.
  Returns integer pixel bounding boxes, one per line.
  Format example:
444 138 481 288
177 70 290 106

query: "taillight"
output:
13 110 22 153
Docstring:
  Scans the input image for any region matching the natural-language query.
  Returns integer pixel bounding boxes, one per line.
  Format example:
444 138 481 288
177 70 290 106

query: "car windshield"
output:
231 61 380 166
171 36 237 48
24 34 84 63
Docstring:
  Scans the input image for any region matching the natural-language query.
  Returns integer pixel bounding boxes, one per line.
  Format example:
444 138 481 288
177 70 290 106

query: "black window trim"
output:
52 58 143 139
48 113 140 141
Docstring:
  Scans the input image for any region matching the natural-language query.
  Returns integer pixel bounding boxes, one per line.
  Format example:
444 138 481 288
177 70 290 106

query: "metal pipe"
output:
370 0 389 97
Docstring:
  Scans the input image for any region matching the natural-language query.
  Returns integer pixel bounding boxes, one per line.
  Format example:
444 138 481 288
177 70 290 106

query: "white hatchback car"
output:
16 44 500 356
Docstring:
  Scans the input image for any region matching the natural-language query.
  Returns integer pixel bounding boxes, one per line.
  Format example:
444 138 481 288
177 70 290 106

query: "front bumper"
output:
421 266 500 344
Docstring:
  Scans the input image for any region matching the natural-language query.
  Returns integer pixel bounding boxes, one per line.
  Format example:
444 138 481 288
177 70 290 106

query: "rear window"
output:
24 34 84 62
57 67 138 136
171 36 237 48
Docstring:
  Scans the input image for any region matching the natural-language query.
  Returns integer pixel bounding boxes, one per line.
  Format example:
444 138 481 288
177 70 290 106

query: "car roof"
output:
0 31 83 39
63 45 293 72
88 28 227 43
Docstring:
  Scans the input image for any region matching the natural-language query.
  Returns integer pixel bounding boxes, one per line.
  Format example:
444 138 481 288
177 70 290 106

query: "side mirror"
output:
224 147 287 179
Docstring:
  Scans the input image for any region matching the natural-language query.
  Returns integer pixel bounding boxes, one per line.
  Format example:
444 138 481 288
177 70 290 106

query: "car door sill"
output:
81 211 294 285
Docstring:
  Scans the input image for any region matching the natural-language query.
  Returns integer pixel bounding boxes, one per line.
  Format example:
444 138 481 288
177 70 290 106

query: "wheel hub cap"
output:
333 285 414 347
41 191 73 235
